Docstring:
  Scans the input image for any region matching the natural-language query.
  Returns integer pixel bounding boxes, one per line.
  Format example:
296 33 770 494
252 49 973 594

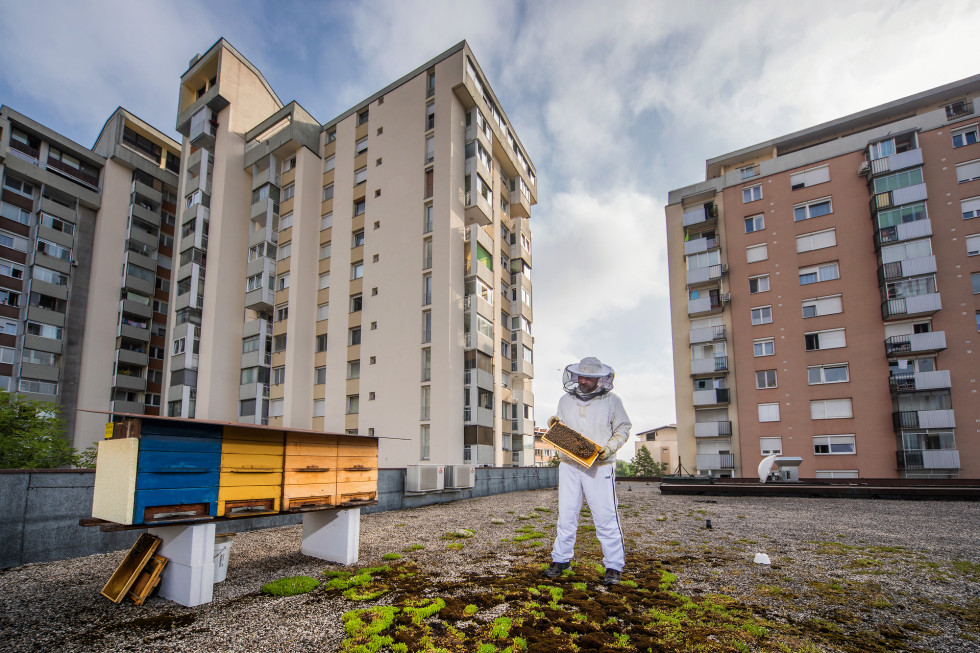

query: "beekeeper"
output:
543 356 631 586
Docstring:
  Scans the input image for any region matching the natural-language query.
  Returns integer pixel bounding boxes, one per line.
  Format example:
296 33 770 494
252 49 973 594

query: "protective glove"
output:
547 416 559 428
599 445 614 461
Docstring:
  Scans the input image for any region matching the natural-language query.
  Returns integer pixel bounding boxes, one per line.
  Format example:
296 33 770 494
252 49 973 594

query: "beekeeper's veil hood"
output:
563 356 614 400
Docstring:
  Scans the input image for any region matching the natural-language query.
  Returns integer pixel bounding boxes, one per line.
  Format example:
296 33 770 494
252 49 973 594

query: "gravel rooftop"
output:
0 482 977 652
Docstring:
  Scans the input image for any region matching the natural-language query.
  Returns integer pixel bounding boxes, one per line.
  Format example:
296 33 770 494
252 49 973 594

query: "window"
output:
885 275 936 299
282 156 296 172
347 360 360 379
875 168 924 193
420 385 430 420
274 334 287 352
422 310 431 343
3 176 34 198
355 136 368 156
742 185 762 203
425 102 435 130
277 273 289 291
755 370 777 389
804 328 846 351
793 198 832 222
749 275 769 294
790 165 830 190
760 437 782 455
420 425 431 461
799 262 839 285
744 214 764 233
813 434 855 455
316 334 328 352
0 259 24 280
37 239 71 261
354 166 367 186
352 230 365 248
739 165 757 180
357 109 369 126
881 238 932 263
758 403 780 422
808 363 849 385
753 338 774 357
172 338 185 355
269 399 284 417
422 273 432 305
354 199 365 216
321 213 333 231
323 155 335 173
751 305 772 325
972 272 980 294
746 244 768 263
282 184 295 201
423 204 433 233
967 234 980 256
275 304 288 322
270 366 285 385
0 202 31 225
349 327 361 346
424 169 434 199
963 197 980 220
802 294 842 318
796 229 836 253
346 394 359 414
350 294 362 312
278 242 291 260
279 212 293 231
319 273 330 290
425 135 434 163
19 379 57 395
326 128 337 143
313 399 325 417
952 124 979 148
351 261 364 280
422 238 433 270
322 184 334 201
686 250 721 270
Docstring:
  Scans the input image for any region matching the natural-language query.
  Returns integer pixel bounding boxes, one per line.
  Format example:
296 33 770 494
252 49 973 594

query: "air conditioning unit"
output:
858 161 870 175
445 464 476 489
405 464 444 492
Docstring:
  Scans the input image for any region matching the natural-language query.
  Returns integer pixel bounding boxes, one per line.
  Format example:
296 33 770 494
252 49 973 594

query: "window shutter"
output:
956 160 980 183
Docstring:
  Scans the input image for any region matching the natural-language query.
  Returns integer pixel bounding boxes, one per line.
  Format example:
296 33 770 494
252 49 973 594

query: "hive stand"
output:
301 508 361 565
147 523 216 607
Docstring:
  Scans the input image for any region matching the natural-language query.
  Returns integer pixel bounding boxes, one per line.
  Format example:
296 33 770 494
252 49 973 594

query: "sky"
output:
3 0 980 449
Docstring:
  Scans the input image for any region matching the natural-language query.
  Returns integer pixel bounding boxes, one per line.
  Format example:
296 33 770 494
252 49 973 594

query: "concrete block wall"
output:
0 466 558 569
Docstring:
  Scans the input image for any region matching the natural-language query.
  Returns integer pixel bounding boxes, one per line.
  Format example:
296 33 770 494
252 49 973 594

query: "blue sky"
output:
3 0 979 443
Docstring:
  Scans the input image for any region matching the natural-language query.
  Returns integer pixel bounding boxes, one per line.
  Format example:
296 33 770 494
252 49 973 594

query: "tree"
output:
615 459 635 477
0 390 77 469
632 445 667 478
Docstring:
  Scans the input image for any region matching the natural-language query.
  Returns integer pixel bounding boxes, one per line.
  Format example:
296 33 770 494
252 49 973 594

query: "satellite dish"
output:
757 454 779 483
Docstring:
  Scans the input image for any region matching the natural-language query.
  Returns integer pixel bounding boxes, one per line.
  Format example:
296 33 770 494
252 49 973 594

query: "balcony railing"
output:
893 409 956 430
691 356 728 375
875 218 932 248
688 293 728 316
686 264 727 286
682 202 717 228
872 184 928 212
189 107 217 151
46 156 99 189
881 293 941 319
877 256 936 284
696 453 734 470
884 331 946 355
683 237 718 255
692 388 730 406
870 148 923 176
889 369 951 393
9 138 40 161
694 421 732 438
897 449 960 470
690 325 726 344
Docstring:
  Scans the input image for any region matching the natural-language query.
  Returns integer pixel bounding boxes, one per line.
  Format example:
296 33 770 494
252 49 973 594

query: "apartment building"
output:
0 106 181 453
666 74 980 479
166 39 537 467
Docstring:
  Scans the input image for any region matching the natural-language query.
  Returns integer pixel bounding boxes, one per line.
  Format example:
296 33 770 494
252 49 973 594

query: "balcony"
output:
463 367 494 390
8 138 40 162
686 264 727 286
881 293 941 320
690 325 726 344
875 218 932 248
690 357 728 375
889 369 951 393
463 406 494 428
869 148 923 176
694 421 732 438
696 453 734 470
893 409 956 430
884 331 946 355
877 256 936 284
111 399 144 415
692 388 730 406
682 202 717 228
684 236 718 255
464 330 494 357
112 373 146 392
46 156 99 189
464 189 493 227
872 184 928 212
189 107 217 151
896 449 960 470
688 293 728 316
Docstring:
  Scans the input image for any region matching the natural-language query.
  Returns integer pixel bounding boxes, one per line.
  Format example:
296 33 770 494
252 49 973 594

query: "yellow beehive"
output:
283 433 338 510
217 426 284 517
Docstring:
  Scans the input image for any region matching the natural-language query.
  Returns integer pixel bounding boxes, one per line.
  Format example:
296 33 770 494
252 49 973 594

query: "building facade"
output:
667 75 980 479
0 106 182 453
165 39 537 468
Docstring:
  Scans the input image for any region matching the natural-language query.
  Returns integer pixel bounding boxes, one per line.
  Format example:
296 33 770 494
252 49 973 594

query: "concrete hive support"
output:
301 508 360 564
147 523 216 607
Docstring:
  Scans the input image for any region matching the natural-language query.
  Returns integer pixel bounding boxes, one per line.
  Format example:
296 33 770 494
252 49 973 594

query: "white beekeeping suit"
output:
544 357 632 585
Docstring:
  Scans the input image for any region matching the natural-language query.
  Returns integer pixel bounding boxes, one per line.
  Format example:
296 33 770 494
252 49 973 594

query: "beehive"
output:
283 432 338 510
217 426 284 517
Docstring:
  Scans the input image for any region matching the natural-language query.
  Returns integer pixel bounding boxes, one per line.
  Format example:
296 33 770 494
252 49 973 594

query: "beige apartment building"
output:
165 39 537 467
667 74 980 479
